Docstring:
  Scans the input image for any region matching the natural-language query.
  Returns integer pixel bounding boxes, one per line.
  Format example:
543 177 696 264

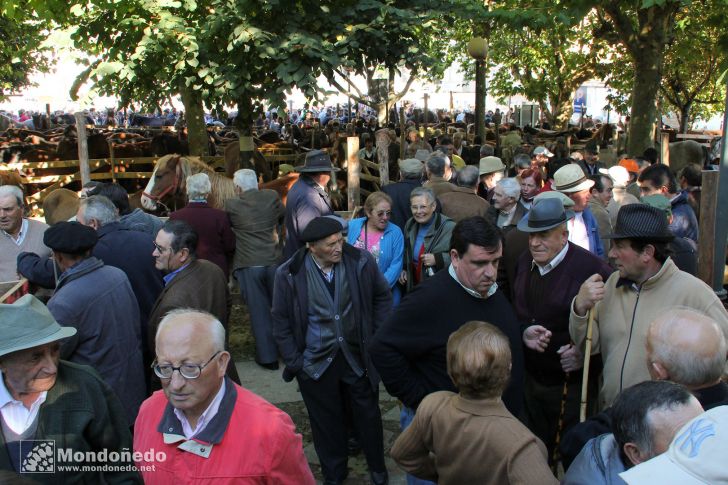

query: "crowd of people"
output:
0 123 726 485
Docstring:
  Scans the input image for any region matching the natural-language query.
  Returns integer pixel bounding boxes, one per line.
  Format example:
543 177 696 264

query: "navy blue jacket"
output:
670 190 699 244
282 176 334 260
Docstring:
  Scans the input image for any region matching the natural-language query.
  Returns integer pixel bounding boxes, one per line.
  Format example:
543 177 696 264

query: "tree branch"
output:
325 74 369 107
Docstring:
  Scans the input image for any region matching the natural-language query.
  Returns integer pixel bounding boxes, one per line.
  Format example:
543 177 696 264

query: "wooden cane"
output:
579 308 596 422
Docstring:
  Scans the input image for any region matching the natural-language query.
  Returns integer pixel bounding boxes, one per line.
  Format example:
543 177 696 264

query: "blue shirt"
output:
163 263 191 286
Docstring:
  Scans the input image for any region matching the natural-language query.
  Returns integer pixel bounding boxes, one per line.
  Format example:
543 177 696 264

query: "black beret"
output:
300 217 343 243
43 221 98 254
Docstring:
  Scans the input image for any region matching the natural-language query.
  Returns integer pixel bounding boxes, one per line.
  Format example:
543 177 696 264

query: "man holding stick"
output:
569 204 728 411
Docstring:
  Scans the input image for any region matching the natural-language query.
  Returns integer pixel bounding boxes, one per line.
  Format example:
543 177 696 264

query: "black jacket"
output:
272 244 392 390
382 178 422 231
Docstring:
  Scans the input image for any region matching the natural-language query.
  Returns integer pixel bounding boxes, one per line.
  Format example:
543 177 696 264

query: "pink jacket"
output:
133 384 314 484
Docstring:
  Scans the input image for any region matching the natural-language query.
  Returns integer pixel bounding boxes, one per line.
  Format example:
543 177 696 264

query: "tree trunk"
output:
180 85 209 157
553 95 574 130
627 54 662 155
679 101 691 134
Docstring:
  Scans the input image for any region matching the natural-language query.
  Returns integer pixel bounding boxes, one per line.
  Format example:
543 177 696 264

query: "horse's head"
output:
141 154 188 212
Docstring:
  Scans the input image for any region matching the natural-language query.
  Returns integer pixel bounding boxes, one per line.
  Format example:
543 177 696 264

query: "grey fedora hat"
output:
0 294 76 357
295 150 341 173
517 197 574 233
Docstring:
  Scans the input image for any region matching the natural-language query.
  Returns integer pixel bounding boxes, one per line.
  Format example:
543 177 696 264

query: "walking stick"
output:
579 308 596 422
551 373 570 472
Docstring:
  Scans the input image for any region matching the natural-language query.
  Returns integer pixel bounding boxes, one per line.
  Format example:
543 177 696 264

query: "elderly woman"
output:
487 178 526 234
348 192 404 305
169 173 235 278
399 187 456 292
390 321 556 485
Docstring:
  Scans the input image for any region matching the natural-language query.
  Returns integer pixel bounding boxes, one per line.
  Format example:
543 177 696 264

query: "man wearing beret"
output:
272 217 392 485
44 221 146 426
282 150 339 260
0 295 141 482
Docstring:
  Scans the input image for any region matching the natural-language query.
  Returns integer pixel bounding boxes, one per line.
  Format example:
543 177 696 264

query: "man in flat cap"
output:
44 221 145 426
283 150 339 260
272 216 392 485
0 295 140 482
570 204 728 410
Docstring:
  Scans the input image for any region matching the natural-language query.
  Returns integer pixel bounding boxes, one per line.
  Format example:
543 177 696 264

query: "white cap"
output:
533 146 554 157
620 406 728 485
599 166 631 187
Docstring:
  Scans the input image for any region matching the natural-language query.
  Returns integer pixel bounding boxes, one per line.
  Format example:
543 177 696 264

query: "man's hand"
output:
558 344 583 373
523 325 552 352
398 270 408 285
421 253 436 267
573 273 605 316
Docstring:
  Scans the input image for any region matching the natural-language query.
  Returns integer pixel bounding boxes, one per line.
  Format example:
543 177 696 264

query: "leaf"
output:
187 58 199 67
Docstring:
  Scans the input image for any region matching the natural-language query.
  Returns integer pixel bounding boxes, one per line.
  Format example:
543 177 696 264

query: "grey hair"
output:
186 173 211 199
80 195 119 226
410 186 436 205
0 185 24 208
497 177 521 199
456 166 480 189
649 308 727 387
157 308 225 352
513 153 532 169
426 153 450 177
233 169 259 192
479 144 494 157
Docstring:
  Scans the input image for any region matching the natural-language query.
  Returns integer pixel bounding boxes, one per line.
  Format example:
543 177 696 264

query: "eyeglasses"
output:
153 242 171 253
152 351 221 379
374 210 392 217
410 205 432 211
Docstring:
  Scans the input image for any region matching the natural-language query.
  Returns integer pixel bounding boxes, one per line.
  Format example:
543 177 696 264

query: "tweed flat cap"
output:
606 203 673 241
478 156 505 175
399 158 424 175
301 216 343 243
43 221 97 254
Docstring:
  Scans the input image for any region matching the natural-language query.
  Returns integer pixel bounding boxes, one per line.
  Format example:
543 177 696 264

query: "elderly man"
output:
638 163 698 245
570 204 728 409
0 295 140 482
438 165 490 222
0 185 49 282
370 216 525 485
169 173 235 279
283 150 339 260
89 183 164 236
423 153 456 198
148 219 238 384
513 198 613 463
487 177 526 233
563 381 704 484
477 156 505 203
391 322 556 485
43 222 145 425
272 217 392 485
553 163 605 258
588 174 614 254
382 158 423 231
225 169 284 370
134 309 313 484
577 146 606 176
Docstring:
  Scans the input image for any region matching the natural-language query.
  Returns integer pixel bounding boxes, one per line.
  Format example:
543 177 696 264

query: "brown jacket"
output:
438 186 490 222
391 391 557 485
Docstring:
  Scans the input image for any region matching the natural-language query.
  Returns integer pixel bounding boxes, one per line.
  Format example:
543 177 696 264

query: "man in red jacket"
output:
133 308 314 484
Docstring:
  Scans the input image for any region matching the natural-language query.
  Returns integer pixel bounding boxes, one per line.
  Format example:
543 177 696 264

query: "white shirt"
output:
0 371 47 435
568 212 590 252
1 219 28 246
174 379 226 439
448 264 498 299
532 242 570 276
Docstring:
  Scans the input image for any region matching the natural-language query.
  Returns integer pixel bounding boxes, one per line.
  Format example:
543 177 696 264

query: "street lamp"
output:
468 36 488 144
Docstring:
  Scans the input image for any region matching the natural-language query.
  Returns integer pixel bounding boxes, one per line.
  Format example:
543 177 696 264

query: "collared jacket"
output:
382 178 422 231
562 433 626 485
47 257 145 425
403 213 456 292
0 361 141 484
283 175 334 260
347 217 404 289
569 258 728 409
669 190 699 244
133 379 314 485
272 244 393 390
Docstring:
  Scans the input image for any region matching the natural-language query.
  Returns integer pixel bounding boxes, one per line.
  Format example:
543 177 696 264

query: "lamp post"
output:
468 36 488 144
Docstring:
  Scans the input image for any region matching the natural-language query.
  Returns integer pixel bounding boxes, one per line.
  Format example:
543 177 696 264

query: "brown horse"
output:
141 154 298 213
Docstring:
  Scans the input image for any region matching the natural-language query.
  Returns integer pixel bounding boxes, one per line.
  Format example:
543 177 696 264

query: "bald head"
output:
156 309 226 355
647 308 727 388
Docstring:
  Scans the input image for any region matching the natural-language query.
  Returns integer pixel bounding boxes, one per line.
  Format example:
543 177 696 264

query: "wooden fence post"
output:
74 112 91 186
399 107 406 162
697 170 719 286
660 132 670 166
346 137 360 211
375 128 390 186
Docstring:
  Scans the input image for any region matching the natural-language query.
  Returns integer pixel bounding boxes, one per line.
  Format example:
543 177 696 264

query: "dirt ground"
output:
228 296 405 484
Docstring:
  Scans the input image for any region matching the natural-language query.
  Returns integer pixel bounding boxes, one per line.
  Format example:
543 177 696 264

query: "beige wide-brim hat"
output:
553 164 595 193
0 294 76 357
533 190 576 208
479 156 505 175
